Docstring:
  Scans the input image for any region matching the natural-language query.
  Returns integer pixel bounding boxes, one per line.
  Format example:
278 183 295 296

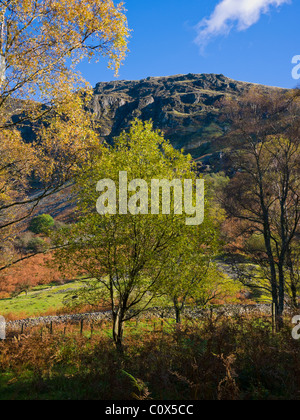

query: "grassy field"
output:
0 281 84 319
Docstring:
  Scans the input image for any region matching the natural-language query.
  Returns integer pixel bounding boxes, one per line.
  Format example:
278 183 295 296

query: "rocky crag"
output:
88 73 283 171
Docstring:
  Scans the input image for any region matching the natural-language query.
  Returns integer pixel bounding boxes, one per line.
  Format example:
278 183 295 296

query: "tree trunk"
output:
173 297 185 324
287 248 299 310
175 307 181 324
290 282 298 310
277 262 286 330
261 213 282 330
112 308 124 353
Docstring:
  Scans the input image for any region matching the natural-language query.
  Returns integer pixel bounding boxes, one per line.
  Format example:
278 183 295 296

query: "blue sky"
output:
77 0 300 89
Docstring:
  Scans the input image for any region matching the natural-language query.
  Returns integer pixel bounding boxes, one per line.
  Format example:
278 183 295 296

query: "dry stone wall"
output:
6 304 291 332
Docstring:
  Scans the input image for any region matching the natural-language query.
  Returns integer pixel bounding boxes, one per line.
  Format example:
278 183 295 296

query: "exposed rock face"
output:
88 73 282 169
11 73 284 172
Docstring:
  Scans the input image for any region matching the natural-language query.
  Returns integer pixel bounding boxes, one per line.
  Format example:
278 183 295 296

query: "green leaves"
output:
54 120 209 344
28 214 55 235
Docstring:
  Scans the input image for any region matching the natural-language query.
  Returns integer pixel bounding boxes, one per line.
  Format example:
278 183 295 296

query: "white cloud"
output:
195 0 290 49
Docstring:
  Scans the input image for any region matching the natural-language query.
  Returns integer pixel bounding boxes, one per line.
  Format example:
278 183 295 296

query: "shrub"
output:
26 238 49 253
245 233 266 253
14 232 35 252
28 214 55 235
52 220 67 231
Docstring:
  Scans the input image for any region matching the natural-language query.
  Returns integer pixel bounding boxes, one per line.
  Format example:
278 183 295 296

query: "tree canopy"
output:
0 0 129 271
54 120 214 349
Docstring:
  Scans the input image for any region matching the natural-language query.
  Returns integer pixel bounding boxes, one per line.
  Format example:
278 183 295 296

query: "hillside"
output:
87 73 284 170
6 73 287 225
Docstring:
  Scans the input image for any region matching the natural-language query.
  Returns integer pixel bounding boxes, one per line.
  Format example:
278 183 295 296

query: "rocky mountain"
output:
8 73 285 223
87 73 283 171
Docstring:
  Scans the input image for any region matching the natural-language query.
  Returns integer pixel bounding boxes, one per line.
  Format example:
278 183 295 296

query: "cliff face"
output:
88 73 279 170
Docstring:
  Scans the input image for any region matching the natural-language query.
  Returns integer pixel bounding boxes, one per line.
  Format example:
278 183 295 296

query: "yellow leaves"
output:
0 129 35 188
35 101 103 184
0 129 37 248
0 0 129 264
2 0 129 110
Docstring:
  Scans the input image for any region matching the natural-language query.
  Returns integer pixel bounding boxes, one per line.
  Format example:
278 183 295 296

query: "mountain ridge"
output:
87 72 286 171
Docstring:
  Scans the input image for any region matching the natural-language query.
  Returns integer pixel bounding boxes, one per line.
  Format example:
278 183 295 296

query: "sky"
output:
77 0 300 89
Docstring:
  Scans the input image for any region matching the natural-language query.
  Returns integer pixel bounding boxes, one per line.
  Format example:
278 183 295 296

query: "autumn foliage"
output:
0 254 61 298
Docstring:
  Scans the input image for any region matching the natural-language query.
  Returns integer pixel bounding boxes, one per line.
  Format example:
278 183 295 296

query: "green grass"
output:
0 281 84 318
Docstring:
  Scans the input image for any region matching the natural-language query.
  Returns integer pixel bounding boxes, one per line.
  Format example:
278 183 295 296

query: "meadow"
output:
0 281 84 320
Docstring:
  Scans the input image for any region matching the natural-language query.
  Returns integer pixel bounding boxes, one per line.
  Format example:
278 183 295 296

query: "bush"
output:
26 238 49 253
245 233 266 253
14 232 35 252
52 220 67 231
28 214 55 235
